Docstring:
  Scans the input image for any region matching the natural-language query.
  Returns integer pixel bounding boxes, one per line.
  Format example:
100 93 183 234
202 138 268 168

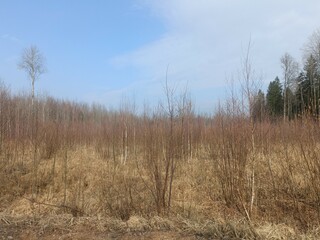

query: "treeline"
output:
252 30 320 121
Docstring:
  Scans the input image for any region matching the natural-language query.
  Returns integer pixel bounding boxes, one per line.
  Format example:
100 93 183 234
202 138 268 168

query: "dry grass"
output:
1 212 320 239
1 136 320 239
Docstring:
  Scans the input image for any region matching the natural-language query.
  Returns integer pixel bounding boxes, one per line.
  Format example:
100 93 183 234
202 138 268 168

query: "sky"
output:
1 0 320 113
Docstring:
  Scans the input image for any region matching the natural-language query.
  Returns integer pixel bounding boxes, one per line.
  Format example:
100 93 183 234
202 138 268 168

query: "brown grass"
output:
1 212 320 239
1 136 320 239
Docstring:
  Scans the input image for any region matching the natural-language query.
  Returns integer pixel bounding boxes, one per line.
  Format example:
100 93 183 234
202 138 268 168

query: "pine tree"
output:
266 77 283 118
252 89 266 122
295 72 309 115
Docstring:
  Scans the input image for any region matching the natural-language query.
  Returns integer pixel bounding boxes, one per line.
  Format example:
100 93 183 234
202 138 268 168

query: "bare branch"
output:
18 45 46 104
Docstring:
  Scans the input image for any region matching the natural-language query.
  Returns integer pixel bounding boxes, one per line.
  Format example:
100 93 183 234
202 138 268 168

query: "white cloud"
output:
111 0 320 110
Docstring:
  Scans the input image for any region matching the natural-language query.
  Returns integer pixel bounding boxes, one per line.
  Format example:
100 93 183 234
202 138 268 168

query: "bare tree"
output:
240 39 260 117
18 45 46 106
18 46 46 200
280 53 299 121
239 39 262 221
304 29 320 71
304 30 320 116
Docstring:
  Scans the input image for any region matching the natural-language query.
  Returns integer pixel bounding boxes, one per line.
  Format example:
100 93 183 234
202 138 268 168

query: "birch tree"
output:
280 53 298 121
18 45 46 106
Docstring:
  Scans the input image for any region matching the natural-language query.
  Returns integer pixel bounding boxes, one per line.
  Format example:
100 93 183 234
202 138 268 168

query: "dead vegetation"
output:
1 213 320 239
1 83 320 239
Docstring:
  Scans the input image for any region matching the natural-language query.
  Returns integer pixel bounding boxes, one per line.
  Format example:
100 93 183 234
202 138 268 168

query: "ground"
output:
0 225 198 240
0 215 204 240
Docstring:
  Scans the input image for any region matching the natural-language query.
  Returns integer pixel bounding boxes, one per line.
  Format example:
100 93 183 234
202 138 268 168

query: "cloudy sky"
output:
1 0 320 112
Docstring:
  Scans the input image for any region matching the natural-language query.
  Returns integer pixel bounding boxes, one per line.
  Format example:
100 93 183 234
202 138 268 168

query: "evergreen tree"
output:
295 72 309 115
266 77 283 118
252 89 266 122
286 87 296 119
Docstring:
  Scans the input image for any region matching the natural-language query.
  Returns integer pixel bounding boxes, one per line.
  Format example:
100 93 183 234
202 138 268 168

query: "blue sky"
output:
1 0 320 112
